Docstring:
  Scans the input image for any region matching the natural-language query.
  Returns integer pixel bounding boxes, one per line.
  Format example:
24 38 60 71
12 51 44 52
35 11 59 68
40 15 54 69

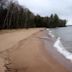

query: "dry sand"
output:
0 28 72 72
0 28 43 72
0 28 43 52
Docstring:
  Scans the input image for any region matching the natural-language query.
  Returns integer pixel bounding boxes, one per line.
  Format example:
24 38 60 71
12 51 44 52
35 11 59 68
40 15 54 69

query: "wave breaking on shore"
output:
47 29 72 62
54 37 72 62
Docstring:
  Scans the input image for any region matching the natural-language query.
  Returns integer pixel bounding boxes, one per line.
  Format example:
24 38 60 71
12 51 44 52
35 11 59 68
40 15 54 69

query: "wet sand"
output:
0 28 72 72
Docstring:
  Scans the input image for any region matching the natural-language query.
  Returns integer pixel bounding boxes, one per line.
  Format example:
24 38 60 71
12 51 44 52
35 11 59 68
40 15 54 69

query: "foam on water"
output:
54 37 72 62
48 30 55 38
47 29 72 62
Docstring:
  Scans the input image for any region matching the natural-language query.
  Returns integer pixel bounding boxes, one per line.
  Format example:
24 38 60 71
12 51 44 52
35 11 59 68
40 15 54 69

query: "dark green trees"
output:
0 0 67 29
48 14 66 28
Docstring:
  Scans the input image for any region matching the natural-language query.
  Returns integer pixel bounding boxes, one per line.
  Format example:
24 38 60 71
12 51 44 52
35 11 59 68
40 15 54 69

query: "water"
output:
51 26 72 53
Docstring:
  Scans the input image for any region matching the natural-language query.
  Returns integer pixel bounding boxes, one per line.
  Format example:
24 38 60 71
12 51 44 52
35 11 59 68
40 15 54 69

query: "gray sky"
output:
18 0 72 25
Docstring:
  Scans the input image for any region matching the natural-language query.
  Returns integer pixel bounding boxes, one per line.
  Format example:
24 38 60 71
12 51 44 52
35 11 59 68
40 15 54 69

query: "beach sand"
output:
0 28 72 72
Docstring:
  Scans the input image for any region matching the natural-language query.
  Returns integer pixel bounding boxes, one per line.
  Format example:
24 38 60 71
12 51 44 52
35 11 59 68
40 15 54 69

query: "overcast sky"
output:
18 0 72 25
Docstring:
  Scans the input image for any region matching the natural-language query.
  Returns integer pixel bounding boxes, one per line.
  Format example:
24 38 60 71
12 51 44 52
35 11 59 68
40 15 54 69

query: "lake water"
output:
51 26 72 53
47 26 72 61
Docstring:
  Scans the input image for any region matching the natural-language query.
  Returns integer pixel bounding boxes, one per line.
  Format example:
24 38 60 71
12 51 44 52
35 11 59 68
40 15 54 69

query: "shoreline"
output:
0 28 72 72
54 37 72 62
47 28 72 62
45 30 72 72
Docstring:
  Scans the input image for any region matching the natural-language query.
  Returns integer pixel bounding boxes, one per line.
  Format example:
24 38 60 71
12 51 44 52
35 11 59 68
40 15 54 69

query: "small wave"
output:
54 37 72 62
47 29 55 38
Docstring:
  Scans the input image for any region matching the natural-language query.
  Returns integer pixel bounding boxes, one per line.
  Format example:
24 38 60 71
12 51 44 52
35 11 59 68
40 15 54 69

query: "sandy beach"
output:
0 28 72 72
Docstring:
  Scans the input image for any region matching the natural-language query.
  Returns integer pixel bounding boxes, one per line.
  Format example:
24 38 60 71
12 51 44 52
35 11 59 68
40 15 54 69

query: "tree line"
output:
0 0 67 29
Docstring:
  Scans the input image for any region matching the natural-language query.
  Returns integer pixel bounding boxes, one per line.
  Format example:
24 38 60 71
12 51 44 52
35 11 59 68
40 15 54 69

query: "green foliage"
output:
0 1 67 29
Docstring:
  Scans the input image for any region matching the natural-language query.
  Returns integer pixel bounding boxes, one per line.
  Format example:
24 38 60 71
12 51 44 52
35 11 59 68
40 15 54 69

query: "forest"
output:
0 0 67 29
